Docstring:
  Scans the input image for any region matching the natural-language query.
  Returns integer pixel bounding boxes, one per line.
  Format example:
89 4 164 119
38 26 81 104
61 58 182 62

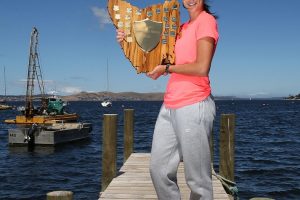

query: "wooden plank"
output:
99 153 230 200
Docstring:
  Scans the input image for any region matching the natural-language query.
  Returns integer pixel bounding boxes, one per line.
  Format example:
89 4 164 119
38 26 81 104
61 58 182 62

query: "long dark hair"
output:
203 2 218 19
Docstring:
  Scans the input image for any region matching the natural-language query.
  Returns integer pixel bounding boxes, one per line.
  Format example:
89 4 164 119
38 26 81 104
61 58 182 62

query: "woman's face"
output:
182 0 203 11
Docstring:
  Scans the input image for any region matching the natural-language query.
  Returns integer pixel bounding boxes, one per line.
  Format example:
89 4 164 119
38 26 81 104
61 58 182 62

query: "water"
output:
0 100 299 200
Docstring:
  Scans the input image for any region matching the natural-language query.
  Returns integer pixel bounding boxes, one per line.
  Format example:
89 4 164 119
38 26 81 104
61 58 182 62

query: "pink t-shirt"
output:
164 11 219 109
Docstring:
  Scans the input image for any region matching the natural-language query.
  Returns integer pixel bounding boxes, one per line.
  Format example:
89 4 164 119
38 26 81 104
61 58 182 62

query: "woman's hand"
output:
147 65 167 80
116 29 125 43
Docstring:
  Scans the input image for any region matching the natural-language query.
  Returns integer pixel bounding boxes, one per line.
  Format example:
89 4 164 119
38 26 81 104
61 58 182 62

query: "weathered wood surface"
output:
107 0 180 73
219 114 235 182
123 109 134 162
99 153 230 200
46 191 73 200
102 114 118 192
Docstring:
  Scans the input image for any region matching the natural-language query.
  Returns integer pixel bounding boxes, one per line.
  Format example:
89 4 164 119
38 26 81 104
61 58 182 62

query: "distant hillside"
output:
60 92 165 101
61 92 246 101
0 92 164 102
0 92 165 101
285 93 300 100
1 92 289 102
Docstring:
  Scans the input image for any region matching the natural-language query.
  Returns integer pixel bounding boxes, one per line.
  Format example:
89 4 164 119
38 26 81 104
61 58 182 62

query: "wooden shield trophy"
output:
107 0 180 73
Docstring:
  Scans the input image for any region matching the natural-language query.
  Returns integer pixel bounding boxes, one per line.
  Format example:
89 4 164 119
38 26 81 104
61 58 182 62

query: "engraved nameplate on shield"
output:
107 0 180 73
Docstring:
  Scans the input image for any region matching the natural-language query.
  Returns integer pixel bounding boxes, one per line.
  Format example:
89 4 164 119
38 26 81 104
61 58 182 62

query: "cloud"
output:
248 92 271 97
69 76 87 81
18 79 54 83
91 6 111 28
17 79 82 95
60 86 82 94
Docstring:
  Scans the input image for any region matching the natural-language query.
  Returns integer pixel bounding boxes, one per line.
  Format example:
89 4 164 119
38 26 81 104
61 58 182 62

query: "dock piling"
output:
123 109 134 162
101 114 118 192
46 191 73 200
210 128 214 163
219 114 235 182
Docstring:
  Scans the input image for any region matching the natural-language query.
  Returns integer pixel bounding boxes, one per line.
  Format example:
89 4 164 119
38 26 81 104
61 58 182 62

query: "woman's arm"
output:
171 37 215 76
147 37 216 80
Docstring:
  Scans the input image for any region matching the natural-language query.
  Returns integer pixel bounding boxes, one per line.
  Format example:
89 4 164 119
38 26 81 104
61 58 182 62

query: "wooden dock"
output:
99 153 230 200
45 112 236 199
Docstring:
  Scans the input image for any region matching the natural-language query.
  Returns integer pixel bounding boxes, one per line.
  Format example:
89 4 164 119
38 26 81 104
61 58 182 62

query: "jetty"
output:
99 110 235 200
46 110 236 200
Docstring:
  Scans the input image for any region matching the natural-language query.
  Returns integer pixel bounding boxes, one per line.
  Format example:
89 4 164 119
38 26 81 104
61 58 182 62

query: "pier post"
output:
219 114 235 182
124 109 134 162
210 129 214 164
101 114 118 192
46 191 73 200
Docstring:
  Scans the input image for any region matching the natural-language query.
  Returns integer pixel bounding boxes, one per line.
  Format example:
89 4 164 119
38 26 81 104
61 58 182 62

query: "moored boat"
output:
8 121 92 146
5 27 92 147
101 99 112 107
0 66 13 110
0 104 13 110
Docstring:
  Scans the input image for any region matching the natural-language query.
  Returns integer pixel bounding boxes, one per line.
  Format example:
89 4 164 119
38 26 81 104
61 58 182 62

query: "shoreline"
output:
0 91 293 102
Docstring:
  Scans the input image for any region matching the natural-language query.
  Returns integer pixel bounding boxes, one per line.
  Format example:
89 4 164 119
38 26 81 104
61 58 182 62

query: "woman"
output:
117 0 218 199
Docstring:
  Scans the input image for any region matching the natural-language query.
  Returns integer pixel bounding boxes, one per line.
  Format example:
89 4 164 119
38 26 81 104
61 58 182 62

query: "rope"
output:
212 171 239 200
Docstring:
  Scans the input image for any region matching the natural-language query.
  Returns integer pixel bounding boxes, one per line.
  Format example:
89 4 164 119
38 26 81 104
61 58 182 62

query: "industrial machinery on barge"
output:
5 27 92 146
5 27 78 124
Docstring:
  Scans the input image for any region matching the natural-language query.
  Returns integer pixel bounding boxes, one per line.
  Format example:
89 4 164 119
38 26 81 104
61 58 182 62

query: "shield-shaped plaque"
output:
107 0 180 73
133 19 163 53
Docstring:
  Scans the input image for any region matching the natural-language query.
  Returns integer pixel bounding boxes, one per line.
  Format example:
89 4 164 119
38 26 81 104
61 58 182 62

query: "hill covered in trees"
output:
285 93 300 100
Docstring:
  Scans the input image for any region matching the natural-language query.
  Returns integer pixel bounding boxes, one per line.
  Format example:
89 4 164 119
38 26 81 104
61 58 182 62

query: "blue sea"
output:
0 100 299 200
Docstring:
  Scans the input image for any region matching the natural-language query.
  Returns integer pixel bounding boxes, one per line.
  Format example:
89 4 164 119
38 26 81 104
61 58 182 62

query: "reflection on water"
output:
8 138 92 155
9 146 56 154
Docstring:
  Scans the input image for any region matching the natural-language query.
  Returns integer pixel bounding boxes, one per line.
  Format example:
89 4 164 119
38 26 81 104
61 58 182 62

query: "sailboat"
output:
101 59 112 107
0 66 13 110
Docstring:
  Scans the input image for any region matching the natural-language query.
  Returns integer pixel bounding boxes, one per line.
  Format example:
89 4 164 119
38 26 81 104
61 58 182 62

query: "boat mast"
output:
106 58 109 93
3 66 7 102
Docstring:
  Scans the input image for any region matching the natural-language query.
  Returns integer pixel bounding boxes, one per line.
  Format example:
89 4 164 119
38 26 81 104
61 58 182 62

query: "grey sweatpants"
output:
150 96 216 200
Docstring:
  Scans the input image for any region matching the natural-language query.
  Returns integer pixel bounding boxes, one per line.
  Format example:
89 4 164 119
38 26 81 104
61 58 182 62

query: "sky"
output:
0 0 299 98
